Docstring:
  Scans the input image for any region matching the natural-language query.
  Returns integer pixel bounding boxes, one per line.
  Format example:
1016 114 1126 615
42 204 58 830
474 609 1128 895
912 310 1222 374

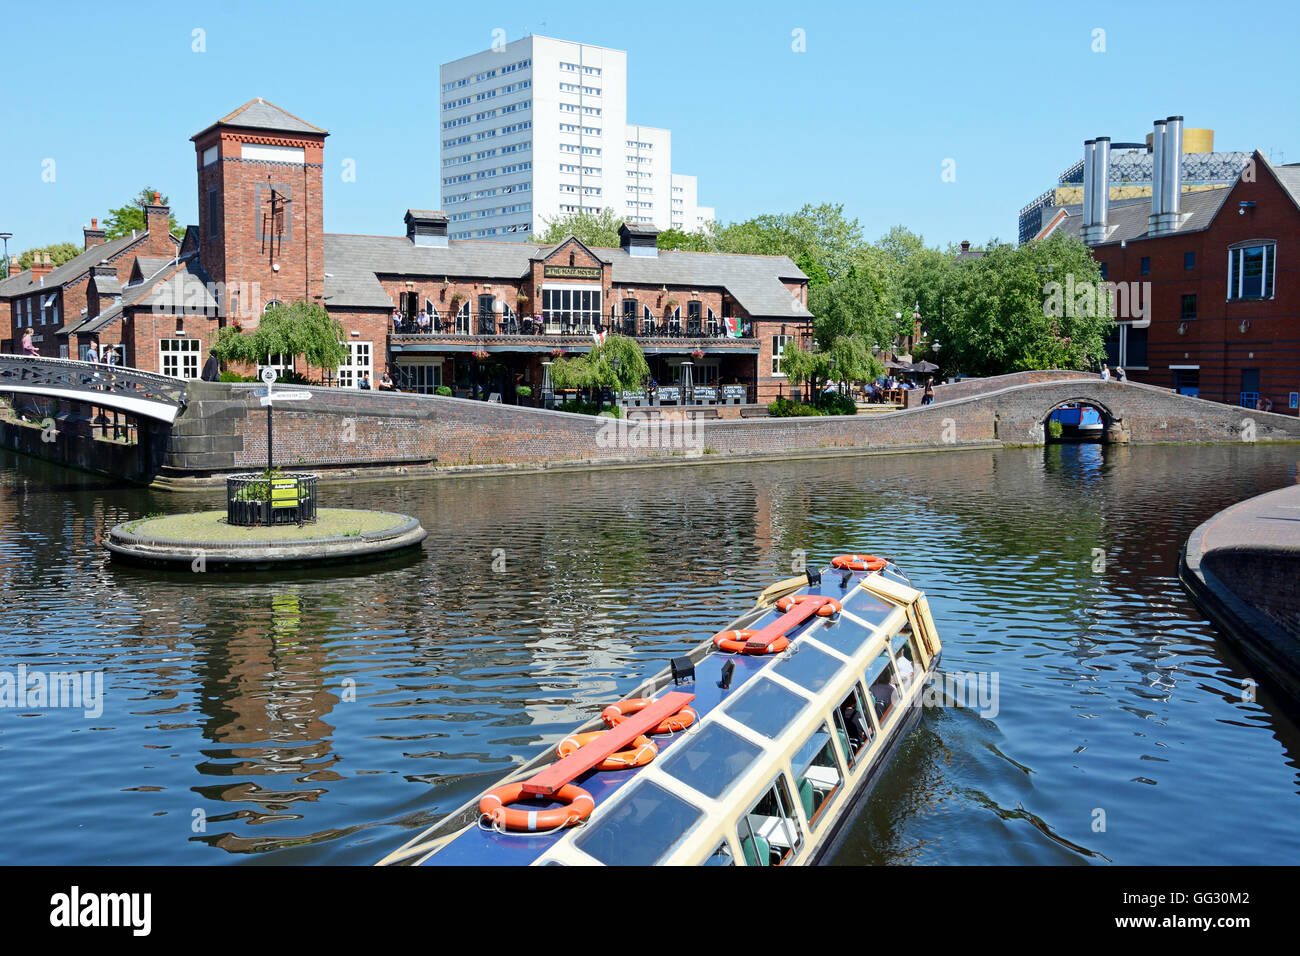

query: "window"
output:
723 677 806 739
834 683 876 766
1139 257 1150 275
866 651 900 724
337 341 372 389
1228 243 1276 300
772 334 792 375
739 775 803 866
158 338 201 379
772 644 845 694
703 842 735 866
792 723 843 828
207 187 220 240
1240 368 1260 409
660 720 763 800
1184 251 1195 270
542 286 602 333
1181 294 1197 320
1103 322 1148 370
571 781 703 866
1172 368 1199 397
1099 262 1108 280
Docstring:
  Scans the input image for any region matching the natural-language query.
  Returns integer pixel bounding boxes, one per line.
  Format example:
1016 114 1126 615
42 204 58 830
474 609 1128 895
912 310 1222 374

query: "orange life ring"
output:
555 731 657 770
712 629 789 655
775 594 843 616
479 782 594 832
832 554 888 572
600 697 697 733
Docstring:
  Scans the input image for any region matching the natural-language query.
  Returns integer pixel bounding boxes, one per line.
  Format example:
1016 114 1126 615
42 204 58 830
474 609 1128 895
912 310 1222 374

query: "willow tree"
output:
213 300 348 377
548 334 650 410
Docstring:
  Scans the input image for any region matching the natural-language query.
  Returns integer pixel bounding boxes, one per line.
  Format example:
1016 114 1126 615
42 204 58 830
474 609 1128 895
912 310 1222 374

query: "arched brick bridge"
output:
154 371 1300 477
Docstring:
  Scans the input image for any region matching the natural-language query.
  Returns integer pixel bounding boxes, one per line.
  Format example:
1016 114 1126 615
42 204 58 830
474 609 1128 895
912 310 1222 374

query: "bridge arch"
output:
1041 395 1117 442
0 355 187 423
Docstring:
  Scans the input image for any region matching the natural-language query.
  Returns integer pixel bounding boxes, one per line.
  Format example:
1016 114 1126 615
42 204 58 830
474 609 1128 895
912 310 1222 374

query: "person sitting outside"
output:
391 309 404 333
895 648 916 689
416 310 431 333
358 372 372 390
378 371 395 391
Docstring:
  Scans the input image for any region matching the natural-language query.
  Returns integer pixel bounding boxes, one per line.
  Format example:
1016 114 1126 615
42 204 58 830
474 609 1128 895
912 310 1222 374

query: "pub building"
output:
2 99 815 407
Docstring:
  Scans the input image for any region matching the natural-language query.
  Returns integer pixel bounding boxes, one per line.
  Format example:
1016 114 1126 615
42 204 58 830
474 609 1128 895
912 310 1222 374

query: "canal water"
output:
0 443 1297 865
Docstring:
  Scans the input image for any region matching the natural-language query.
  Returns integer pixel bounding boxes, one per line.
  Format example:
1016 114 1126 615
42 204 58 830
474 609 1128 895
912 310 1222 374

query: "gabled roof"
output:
63 257 187 337
321 233 811 318
0 231 151 298
532 234 611 264
1269 164 1300 210
191 98 328 141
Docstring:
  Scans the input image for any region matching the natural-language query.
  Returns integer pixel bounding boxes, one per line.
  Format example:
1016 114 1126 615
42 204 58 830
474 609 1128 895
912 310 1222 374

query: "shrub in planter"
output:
515 385 533 398
435 385 453 396
814 392 857 416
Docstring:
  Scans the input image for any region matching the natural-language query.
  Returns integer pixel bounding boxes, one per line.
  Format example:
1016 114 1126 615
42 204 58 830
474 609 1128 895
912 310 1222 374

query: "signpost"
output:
258 368 312 473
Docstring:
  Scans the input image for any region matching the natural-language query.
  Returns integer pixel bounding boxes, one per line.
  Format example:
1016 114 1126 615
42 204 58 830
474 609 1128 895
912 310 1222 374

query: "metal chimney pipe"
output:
1164 115 1183 216
1094 137 1111 231
1082 140 1096 228
1150 119 1166 218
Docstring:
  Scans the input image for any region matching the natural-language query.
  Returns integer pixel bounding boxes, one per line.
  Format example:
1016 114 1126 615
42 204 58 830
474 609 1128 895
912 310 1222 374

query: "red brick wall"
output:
195 127 327 318
1092 159 1300 412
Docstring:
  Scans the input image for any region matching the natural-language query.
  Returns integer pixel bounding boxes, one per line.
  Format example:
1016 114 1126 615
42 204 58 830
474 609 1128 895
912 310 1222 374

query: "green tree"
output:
931 233 1108 377
548 334 649 410
713 203 867 281
104 187 183 240
532 208 625 247
212 300 348 376
16 242 81 271
807 264 892 348
655 227 713 252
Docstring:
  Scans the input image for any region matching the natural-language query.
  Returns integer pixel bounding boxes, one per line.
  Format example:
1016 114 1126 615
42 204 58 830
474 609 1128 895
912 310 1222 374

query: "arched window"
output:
454 299 471 335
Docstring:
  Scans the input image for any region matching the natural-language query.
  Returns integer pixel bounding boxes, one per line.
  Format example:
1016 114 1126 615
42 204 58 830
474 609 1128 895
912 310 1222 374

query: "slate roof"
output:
1053 186 1233 247
321 234 811 318
64 257 212 337
0 232 144 298
1274 165 1300 209
192 98 328 140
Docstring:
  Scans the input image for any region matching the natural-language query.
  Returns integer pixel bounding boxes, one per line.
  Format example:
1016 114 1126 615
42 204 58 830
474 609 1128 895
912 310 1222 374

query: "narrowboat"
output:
377 554 942 866
1049 402 1104 440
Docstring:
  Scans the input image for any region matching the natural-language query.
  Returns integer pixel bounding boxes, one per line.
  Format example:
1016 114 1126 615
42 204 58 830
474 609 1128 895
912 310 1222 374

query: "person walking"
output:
1100 363 1110 381
922 379 935 406
1115 366 1126 382
21 328 37 356
85 341 99 365
201 350 220 382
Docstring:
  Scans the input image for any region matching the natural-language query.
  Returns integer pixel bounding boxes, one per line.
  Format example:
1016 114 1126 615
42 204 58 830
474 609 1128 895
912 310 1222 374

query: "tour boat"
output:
377 555 942 866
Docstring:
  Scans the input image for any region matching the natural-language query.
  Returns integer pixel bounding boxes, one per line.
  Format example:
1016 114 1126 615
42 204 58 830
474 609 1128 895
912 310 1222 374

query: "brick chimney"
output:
84 217 106 250
31 252 54 283
960 240 971 253
144 192 174 255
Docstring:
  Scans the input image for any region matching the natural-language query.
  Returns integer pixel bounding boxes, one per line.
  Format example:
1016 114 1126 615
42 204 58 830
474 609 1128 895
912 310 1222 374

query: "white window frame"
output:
337 340 373 389
542 284 602 334
772 334 792 376
159 338 201 379
1227 241 1276 301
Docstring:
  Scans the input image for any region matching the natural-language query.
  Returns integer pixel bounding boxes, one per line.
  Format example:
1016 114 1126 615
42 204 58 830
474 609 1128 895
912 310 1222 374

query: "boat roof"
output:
408 563 917 866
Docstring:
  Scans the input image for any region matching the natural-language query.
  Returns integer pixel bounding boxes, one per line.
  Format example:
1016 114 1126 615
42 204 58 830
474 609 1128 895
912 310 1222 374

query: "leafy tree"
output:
532 208 625 247
808 264 892 348
713 203 866 281
16 242 81 271
930 233 1107 377
212 300 348 375
104 187 183 240
548 334 650 410
656 227 713 252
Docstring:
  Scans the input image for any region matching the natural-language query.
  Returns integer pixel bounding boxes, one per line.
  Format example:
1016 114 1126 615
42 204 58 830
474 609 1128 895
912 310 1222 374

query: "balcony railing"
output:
390 310 752 339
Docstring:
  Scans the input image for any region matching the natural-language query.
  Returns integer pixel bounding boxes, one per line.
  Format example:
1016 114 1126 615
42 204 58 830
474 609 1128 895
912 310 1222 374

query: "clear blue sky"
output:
2 0 1297 254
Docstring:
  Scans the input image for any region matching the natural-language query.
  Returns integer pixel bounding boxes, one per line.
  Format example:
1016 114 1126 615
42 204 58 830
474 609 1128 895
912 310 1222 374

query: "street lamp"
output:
0 233 12 279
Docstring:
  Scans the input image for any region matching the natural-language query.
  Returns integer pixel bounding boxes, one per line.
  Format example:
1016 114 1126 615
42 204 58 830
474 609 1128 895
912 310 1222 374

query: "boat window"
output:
660 720 763 800
816 602 892 656
703 840 735 866
739 774 803 866
722 677 806 739
792 722 842 828
771 643 843 693
572 780 704 866
833 682 875 766
890 635 918 692
866 653 900 725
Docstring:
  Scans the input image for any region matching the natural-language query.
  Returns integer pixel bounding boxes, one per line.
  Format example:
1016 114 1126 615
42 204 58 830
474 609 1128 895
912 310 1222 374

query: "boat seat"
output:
741 834 771 867
798 777 815 820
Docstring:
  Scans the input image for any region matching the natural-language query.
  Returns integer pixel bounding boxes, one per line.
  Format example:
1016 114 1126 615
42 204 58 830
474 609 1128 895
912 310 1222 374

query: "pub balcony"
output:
389 309 754 341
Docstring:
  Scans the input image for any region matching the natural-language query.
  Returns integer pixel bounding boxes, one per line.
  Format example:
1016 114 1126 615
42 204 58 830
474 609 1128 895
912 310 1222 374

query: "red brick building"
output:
5 98 813 405
1049 130 1299 413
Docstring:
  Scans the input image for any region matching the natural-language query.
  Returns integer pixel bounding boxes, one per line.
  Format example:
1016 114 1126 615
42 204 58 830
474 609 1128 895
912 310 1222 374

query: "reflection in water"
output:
0 443 1298 865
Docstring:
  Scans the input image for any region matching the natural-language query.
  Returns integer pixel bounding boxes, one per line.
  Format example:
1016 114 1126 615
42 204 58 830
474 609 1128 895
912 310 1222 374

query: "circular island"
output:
106 508 426 570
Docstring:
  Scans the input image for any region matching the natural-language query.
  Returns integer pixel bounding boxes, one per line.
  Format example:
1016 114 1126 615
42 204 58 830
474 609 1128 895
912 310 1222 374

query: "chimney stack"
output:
960 240 971 253
1081 138 1111 244
1149 116 1187 235
144 193 172 253
1081 140 1095 230
31 252 54 282
84 217 106 250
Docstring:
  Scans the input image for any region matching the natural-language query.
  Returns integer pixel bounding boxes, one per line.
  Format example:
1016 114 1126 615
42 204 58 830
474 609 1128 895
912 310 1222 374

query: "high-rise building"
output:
439 36 714 241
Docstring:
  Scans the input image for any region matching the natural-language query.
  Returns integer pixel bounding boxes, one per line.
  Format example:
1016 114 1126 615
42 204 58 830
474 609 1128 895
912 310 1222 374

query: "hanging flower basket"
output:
550 348 566 358
691 349 705 359
471 349 489 359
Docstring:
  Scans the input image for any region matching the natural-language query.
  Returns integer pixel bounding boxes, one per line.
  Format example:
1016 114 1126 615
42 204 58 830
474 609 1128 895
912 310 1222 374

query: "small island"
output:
106 507 426 570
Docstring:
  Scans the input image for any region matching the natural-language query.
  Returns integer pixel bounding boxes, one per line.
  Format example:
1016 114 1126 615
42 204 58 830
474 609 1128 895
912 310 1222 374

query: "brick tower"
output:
191 99 328 321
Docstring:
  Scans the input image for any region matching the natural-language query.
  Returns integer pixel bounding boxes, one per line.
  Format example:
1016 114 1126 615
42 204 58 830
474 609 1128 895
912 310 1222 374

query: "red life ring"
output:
774 594 843 616
712 629 789 655
555 731 657 770
600 697 697 733
832 554 887 572
479 782 594 832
